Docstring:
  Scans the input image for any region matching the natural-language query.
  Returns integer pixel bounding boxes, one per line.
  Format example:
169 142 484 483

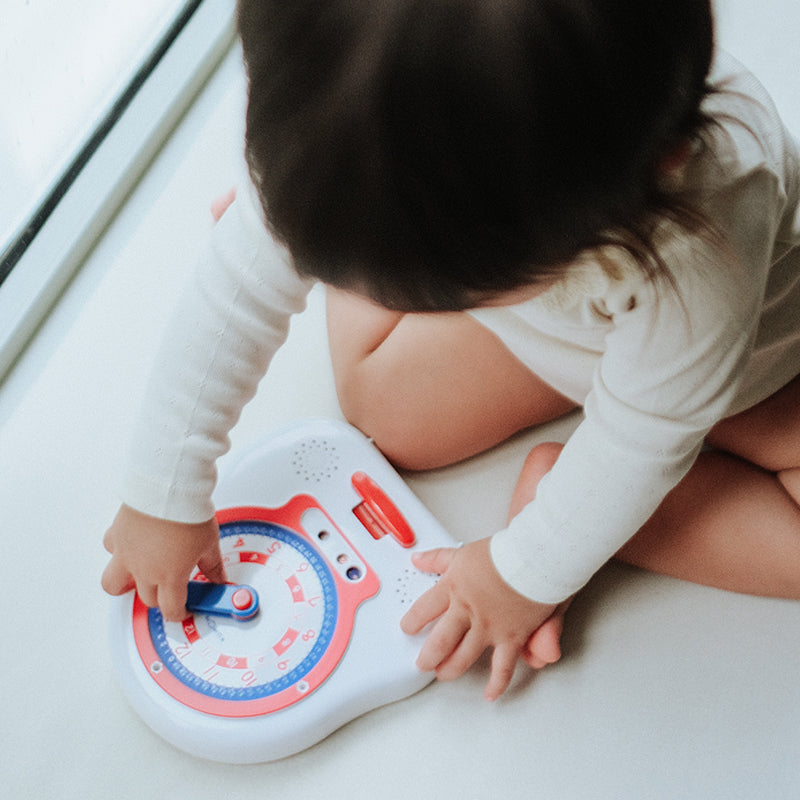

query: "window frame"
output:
0 0 236 380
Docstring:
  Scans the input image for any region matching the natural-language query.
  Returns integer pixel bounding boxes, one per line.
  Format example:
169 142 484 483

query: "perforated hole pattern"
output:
291 439 340 483
394 567 439 606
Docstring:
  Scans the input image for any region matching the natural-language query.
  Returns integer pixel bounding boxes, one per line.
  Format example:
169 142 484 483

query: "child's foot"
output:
522 598 573 669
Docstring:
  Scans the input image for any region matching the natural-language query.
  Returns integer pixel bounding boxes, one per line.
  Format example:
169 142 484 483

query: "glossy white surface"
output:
1 4 799 798
0 0 236 380
0 0 186 248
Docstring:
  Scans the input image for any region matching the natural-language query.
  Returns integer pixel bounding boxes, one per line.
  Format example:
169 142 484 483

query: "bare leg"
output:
707 373 800 505
618 374 800 598
514 385 800 663
514 378 800 600
327 288 575 470
616 451 800 597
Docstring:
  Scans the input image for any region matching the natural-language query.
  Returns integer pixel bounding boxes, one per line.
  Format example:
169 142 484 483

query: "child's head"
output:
238 0 713 311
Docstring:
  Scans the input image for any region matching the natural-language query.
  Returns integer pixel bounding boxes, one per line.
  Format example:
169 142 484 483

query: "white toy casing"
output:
109 419 456 763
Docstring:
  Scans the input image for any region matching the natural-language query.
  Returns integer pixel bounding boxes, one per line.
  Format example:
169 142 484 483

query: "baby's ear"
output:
659 138 693 174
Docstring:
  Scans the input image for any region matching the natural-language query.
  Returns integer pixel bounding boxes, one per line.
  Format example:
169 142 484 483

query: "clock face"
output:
130 499 379 718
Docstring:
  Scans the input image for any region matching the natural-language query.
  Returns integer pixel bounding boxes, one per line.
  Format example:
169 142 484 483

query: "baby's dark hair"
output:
238 0 714 311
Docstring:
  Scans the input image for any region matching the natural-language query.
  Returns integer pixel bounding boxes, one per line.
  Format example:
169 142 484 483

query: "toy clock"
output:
109 419 456 763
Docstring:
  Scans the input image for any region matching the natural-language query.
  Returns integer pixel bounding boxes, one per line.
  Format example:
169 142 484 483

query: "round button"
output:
231 588 253 611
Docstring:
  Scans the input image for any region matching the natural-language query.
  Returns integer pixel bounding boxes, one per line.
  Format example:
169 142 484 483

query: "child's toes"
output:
522 599 572 669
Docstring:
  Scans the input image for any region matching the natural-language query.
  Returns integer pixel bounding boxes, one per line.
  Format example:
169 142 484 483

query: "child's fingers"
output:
411 546 458 575
433 628 486 682
157 580 192 622
197 544 227 585
100 554 135 596
400 582 449 635
135 582 159 609
415 610 470 673
485 644 519 702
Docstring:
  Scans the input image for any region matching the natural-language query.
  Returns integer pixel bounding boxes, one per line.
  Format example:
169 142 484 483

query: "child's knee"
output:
332 364 430 469
331 359 369 428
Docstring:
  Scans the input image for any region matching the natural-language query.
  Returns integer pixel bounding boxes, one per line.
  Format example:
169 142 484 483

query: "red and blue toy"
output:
110 419 456 763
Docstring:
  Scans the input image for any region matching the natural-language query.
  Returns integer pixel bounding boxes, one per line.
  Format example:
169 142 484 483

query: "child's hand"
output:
101 504 227 621
401 538 558 701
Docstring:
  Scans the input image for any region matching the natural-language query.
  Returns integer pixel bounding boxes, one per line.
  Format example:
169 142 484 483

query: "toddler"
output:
103 0 800 701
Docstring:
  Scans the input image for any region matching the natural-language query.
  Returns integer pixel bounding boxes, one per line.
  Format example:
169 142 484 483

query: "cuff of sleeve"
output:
120 471 216 525
489 527 581 605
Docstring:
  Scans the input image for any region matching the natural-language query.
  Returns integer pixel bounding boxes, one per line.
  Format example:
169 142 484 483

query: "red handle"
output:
351 471 416 548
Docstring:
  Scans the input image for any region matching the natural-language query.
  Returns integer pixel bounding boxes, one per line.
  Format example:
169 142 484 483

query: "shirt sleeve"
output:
490 202 774 603
490 46 798 604
120 179 314 523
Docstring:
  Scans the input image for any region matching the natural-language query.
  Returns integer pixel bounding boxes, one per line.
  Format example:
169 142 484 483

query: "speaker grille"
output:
393 567 438 607
291 438 340 483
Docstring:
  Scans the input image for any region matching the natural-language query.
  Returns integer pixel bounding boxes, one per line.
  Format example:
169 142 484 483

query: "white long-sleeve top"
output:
122 177 314 523
122 51 800 604
482 52 800 601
